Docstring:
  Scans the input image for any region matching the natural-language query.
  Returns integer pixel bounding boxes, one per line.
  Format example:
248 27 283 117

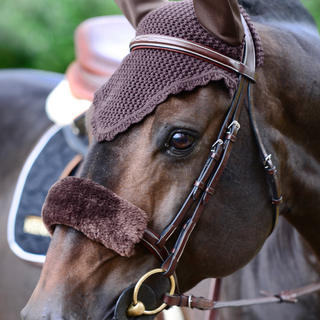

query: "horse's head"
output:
22 1 277 319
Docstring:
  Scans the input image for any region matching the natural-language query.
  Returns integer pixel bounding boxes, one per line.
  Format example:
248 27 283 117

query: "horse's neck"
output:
219 217 320 319
254 22 320 261
239 0 317 32
270 217 320 279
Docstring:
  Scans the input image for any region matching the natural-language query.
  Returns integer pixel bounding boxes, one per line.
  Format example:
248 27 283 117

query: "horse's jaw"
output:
21 225 160 320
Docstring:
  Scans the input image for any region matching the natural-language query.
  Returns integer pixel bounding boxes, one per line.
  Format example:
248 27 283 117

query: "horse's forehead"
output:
153 83 230 123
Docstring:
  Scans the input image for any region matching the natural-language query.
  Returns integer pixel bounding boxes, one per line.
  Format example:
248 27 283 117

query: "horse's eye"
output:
169 133 195 150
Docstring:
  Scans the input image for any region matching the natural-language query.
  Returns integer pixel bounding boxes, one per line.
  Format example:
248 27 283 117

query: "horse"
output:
21 0 320 319
0 69 62 320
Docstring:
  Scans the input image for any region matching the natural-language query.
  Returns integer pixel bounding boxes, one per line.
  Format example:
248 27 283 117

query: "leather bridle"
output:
130 16 282 278
124 15 285 318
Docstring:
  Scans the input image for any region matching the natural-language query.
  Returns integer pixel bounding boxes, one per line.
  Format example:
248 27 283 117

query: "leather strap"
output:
130 34 256 82
161 77 248 277
141 229 169 262
153 24 251 250
247 83 282 233
162 282 320 310
153 140 225 250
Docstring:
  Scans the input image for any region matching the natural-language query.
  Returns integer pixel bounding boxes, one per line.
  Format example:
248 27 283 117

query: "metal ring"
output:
132 268 176 315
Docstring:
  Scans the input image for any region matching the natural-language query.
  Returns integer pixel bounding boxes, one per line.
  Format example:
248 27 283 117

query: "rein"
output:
162 282 320 310
124 15 320 318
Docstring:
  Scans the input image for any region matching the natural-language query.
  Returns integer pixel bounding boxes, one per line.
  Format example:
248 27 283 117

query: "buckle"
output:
188 294 194 309
227 120 241 130
210 139 223 152
263 154 272 167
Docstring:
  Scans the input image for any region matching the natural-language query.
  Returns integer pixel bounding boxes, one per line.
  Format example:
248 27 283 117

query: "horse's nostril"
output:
20 308 65 320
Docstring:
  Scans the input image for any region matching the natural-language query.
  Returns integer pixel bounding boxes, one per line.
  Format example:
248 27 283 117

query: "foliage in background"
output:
0 0 121 73
0 0 319 74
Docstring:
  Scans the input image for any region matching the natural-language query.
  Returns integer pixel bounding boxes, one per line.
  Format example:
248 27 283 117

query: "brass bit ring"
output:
127 268 175 316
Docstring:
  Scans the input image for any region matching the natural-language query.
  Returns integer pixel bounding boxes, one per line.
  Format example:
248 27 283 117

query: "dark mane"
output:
239 0 317 30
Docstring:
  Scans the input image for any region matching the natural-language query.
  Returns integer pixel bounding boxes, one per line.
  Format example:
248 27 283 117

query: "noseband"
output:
125 16 282 317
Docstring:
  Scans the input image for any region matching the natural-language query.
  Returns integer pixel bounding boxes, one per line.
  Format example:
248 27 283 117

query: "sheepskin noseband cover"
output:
42 176 148 257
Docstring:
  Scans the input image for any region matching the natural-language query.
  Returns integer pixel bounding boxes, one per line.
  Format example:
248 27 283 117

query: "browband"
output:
130 29 256 82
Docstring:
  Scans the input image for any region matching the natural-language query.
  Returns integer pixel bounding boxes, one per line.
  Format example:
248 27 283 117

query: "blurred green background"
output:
0 0 319 74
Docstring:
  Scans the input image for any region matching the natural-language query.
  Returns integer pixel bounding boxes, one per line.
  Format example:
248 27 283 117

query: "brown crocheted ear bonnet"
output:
91 0 263 142
42 2 264 257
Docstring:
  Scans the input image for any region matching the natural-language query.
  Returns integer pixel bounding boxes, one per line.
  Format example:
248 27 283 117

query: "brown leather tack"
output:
205 186 215 195
210 151 221 161
225 133 237 142
130 34 256 81
267 166 277 175
203 193 212 205
163 293 214 310
272 197 283 205
194 180 206 190
163 282 320 310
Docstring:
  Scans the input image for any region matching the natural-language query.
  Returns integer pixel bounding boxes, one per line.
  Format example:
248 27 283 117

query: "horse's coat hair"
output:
41 176 148 257
91 1 264 142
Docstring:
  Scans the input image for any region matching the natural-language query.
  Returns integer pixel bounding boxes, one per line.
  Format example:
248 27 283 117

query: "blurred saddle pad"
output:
7 124 82 264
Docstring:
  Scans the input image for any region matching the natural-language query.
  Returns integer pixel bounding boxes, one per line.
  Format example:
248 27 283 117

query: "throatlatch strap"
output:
247 83 282 234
